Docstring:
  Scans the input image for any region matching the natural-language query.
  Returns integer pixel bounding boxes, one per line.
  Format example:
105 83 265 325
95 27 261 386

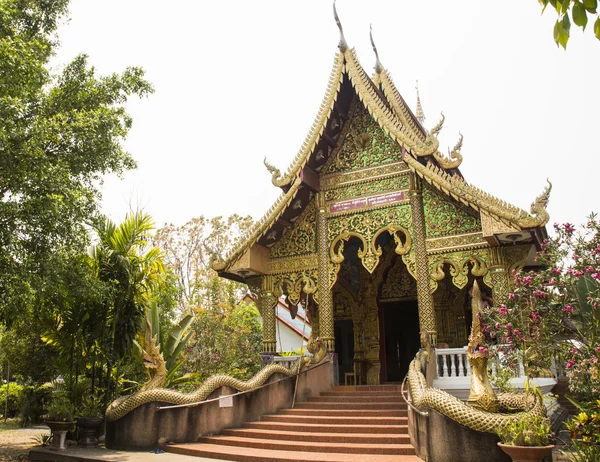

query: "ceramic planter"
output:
497 443 555 462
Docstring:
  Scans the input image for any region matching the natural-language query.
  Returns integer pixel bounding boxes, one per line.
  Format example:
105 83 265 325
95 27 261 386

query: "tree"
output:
0 0 153 325
153 215 253 310
538 0 600 48
88 212 167 400
153 215 262 382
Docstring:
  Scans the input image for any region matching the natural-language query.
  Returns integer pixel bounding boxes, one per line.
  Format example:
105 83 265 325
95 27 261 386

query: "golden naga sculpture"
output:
432 133 463 170
406 281 548 436
466 280 498 413
106 336 327 423
140 321 167 392
263 157 282 184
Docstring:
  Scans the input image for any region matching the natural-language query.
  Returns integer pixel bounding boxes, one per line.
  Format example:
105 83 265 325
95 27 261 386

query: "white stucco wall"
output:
276 321 307 353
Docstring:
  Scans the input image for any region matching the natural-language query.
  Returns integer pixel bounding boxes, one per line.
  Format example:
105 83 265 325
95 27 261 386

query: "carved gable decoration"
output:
380 257 417 301
324 98 403 175
270 199 316 259
422 183 481 238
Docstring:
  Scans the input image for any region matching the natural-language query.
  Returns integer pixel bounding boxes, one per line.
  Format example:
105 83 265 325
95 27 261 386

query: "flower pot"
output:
44 421 74 451
497 443 555 462
77 417 104 448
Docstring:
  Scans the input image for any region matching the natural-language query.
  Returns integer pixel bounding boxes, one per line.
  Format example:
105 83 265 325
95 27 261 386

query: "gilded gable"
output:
323 97 403 175
422 183 481 238
269 198 316 259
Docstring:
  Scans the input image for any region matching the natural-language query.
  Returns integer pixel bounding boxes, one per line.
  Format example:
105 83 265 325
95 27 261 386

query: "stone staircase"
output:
163 385 421 461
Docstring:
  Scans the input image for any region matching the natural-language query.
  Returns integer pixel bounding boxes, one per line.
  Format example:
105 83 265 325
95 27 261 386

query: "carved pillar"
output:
257 287 277 354
488 247 510 306
409 174 437 346
317 202 335 351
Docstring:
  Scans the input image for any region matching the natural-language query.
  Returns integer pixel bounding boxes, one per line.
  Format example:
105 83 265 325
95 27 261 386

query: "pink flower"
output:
506 322 513 331
531 312 541 321
562 304 573 313
566 359 576 369
551 268 561 275
495 322 501 329
508 293 516 300
547 279 556 286
571 348 578 355
522 276 533 285
498 305 508 316
564 223 575 234
595 346 600 353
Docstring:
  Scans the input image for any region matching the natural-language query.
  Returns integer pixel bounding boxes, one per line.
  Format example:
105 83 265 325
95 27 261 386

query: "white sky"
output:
54 1 600 231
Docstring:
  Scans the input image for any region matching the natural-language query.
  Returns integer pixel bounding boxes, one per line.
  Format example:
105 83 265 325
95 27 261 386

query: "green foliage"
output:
45 389 74 422
563 399 600 461
183 302 262 385
18 384 52 426
0 0 153 326
77 392 104 418
0 383 23 418
497 413 552 446
539 0 600 48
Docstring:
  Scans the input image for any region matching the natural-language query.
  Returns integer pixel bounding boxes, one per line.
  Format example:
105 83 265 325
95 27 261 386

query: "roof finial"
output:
333 1 348 52
415 80 425 126
370 24 383 74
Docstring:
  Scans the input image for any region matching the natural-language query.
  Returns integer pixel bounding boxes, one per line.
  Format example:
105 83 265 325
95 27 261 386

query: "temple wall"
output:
106 360 334 450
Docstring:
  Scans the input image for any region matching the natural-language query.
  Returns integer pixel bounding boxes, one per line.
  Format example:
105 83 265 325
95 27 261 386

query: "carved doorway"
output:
334 319 354 384
381 300 420 382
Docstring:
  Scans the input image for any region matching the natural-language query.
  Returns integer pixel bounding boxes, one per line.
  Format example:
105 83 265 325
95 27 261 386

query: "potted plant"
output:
44 391 75 451
76 393 105 448
497 413 555 462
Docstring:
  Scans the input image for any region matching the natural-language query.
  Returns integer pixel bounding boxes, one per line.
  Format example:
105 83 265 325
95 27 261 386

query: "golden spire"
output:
415 80 425 126
333 0 348 52
369 24 384 74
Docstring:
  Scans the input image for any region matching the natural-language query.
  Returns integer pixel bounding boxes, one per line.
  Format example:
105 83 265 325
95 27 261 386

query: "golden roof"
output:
213 44 550 274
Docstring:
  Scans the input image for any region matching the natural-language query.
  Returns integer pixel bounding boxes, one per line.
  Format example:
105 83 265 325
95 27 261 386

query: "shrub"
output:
0 383 23 418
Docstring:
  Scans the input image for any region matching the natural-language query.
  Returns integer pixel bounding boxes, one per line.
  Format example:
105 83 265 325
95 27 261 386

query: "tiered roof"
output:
213 17 550 276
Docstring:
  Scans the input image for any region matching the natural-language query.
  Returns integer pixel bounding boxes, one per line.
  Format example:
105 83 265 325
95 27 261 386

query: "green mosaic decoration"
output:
324 175 410 202
270 199 316 259
324 98 401 174
422 183 481 238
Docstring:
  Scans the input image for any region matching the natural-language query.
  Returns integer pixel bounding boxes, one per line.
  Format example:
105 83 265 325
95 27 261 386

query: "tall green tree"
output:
0 0 153 325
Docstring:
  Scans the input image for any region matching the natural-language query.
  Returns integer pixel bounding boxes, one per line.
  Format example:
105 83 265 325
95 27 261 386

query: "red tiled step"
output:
163 443 422 462
333 385 402 392
262 413 408 425
308 396 404 403
222 428 411 444
295 401 406 410
196 435 416 455
248 420 409 433
320 391 404 397
277 408 407 417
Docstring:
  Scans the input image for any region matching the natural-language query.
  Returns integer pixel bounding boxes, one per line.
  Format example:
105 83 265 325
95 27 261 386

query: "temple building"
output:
212 23 551 385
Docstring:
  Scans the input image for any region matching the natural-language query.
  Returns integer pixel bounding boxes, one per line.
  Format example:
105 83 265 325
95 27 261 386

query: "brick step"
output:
222 428 411 444
163 443 422 462
277 408 408 417
309 395 404 403
295 401 405 410
320 391 403 397
196 435 416 455
248 420 409 433
333 385 402 392
262 414 408 425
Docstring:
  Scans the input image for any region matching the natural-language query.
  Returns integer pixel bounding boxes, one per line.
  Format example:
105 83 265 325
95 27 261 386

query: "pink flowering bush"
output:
480 215 600 403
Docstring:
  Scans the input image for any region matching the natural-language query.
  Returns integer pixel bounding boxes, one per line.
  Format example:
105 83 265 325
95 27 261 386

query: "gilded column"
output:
488 247 510 306
257 278 277 353
317 200 335 351
409 174 437 346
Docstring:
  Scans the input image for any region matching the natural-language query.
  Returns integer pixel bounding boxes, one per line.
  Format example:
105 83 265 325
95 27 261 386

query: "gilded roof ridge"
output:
212 178 303 272
403 153 551 229
379 70 426 140
344 50 439 157
269 52 345 188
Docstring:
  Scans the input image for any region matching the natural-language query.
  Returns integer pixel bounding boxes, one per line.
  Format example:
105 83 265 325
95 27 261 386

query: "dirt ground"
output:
0 425 50 461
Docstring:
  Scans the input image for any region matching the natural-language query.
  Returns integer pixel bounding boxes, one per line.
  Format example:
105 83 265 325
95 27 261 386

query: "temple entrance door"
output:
381 300 420 382
334 319 354 384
